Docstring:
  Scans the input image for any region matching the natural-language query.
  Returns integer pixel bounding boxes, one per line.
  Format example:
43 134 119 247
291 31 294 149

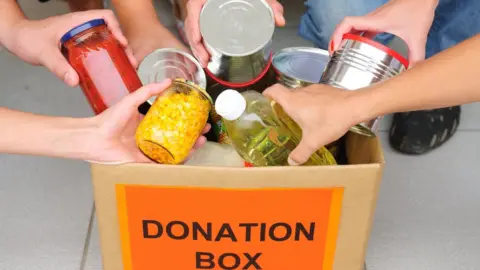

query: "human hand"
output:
1 10 136 87
185 0 285 67
330 0 439 67
86 79 210 164
128 22 190 64
263 84 360 165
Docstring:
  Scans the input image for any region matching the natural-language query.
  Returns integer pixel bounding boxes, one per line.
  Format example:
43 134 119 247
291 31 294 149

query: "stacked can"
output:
273 47 330 88
272 47 347 163
199 0 278 149
320 32 409 137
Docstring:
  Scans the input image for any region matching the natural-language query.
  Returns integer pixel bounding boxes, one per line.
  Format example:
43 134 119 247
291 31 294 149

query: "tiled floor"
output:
0 0 479 270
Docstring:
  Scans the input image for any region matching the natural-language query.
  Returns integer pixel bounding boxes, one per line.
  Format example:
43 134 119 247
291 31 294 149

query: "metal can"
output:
61 19 143 115
137 48 206 106
273 47 330 88
199 0 275 85
320 32 409 137
135 79 212 164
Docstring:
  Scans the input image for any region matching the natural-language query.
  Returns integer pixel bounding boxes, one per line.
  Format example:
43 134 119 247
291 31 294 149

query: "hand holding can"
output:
185 0 285 68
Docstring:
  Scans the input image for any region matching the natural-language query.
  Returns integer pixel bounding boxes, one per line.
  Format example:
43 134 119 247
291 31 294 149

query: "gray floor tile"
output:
0 79 93 268
0 155 93 270
272 26 314 52
83 210 102 270
458 103 480 130
105 0 177 28
0 4 94 268
18 0 70 19
279 0 307 27
367 131 480 270
378 114 393 132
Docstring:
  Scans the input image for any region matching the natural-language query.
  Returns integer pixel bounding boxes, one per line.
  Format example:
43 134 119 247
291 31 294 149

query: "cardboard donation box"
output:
91 132 384 270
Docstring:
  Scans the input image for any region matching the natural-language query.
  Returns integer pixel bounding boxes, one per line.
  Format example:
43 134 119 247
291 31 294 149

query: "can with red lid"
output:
199 0 275 87
320 31 409 137
61 19 143 115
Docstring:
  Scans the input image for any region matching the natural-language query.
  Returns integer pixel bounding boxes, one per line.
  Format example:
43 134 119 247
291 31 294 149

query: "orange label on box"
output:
116 185 344 270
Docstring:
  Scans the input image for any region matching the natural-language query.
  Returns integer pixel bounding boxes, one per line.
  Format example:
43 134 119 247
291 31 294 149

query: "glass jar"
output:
61 19 142 115
135 79 213 164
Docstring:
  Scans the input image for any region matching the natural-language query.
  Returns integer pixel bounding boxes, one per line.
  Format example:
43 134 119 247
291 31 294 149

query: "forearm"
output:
424 0 440 9
111 0 168 39
0 108 96 160
356 34 480 122
0 0 26 46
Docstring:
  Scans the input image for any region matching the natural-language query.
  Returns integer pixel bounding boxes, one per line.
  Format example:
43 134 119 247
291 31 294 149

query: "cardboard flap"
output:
346 132 385 165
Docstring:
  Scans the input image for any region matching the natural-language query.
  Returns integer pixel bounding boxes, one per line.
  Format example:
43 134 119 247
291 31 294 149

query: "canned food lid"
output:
173 78 213 105
60 19 105 45
138 48 207 104
272 47 330 84
342 33 409 68
200 0 275 56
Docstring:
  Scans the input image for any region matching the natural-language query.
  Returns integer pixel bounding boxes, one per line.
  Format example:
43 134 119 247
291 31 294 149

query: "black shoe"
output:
389 106 460 155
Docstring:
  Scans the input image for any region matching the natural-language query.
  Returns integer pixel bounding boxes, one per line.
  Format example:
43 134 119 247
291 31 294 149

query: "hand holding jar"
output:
0 79 210 164
136 79 213 165
0 9 136 87
87 79 211 164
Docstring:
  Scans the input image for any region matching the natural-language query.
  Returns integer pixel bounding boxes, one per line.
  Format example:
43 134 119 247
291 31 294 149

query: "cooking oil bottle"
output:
214 89 337 167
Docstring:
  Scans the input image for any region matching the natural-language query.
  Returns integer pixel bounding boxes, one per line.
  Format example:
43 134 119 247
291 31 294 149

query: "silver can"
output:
320 32 409 137
199 0 275 85
137 48 206 105
273 47 330 88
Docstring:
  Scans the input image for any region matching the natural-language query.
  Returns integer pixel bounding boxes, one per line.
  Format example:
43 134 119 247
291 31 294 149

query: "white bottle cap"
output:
215 89 247 121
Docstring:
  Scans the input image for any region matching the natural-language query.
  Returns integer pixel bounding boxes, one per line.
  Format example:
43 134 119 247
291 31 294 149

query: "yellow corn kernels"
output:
135 80 212 164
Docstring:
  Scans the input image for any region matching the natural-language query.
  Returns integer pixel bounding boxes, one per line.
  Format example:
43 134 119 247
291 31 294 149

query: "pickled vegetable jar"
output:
135 79 212 164
61 19 142 115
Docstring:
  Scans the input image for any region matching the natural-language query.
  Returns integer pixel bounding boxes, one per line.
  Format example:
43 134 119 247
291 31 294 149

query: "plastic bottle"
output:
214 89 337 166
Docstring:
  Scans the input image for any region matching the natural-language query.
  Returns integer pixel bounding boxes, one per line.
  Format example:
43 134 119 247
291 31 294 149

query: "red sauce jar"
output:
61 19 142 114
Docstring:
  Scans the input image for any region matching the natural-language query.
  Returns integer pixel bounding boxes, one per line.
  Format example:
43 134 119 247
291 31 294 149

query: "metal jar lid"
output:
199 0 275 56
137 48 207 104
272 47 330 88
137 78 212 116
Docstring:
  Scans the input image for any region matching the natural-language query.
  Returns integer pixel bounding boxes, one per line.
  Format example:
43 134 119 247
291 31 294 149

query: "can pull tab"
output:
342 31 410 68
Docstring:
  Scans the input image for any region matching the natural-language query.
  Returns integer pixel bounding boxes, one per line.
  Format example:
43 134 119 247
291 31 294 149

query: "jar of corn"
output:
135 79 213 164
